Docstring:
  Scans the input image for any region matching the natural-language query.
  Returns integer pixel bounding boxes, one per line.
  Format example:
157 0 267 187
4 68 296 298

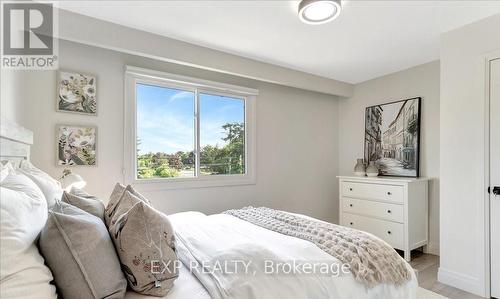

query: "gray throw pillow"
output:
105 183 151 227
109 194 178 297
70 187 98 199
39 202 127 299
62 191 105 221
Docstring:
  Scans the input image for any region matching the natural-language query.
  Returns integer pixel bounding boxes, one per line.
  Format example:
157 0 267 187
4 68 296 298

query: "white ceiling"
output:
57 1 500 84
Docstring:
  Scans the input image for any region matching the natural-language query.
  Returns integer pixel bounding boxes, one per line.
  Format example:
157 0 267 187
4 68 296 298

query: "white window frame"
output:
124 66 257 191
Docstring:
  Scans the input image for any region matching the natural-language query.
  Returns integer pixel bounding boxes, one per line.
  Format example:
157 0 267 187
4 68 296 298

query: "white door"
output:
491 57 500 298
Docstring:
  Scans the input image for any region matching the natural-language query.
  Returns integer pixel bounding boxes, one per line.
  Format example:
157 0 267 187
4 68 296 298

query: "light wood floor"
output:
409 251 485 299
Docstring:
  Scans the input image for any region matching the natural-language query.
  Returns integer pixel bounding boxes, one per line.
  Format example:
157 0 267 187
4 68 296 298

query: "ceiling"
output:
57 1 500 84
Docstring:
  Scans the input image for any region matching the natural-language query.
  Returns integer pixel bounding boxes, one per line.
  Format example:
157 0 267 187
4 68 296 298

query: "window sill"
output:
128 175 256 192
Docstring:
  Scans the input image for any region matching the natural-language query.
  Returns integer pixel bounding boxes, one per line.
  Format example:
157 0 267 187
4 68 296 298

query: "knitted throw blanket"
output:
224 207 412 287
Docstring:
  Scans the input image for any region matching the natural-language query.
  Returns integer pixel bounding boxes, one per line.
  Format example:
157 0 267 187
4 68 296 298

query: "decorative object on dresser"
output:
57 71 97 115
364 97 421 177
57 125 97 166
354 158 366 176
338 176 429 261
366 161 379 177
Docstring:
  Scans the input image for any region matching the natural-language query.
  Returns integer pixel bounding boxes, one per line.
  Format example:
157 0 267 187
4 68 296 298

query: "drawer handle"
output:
350 222 354 225
387 192 392 195
387 231 392 235
349 204 353 207
387 210 392 214
349 188 353 191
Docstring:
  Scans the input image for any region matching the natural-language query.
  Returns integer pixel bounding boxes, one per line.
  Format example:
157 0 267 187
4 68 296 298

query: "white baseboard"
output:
424 241 439 256
437 267 486 297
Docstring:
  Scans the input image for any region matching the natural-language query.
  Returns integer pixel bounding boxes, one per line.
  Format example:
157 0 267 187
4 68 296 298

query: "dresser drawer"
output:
341 213 404 249
342 198 404 223
341 182 404 203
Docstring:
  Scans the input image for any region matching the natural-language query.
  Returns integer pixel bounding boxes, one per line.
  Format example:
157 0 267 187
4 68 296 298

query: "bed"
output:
124 211 417 299
0 117 418 299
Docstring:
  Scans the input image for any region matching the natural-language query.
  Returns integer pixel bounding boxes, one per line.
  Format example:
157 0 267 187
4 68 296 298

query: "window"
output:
199 93 246 176
136 83 196 179
125 66 257 189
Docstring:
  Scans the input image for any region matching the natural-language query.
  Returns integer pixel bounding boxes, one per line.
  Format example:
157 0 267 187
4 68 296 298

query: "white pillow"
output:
0 161 14 182
0 172 57 299
17 160 62 208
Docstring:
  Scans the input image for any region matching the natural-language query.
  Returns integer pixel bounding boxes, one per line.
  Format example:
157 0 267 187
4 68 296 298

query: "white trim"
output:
194 88 201 178
124 67 257 190
336 176 429 183
424 241 439 256
438 267 483 296
125 66 259 96
484 52 492 299
484 49 500 299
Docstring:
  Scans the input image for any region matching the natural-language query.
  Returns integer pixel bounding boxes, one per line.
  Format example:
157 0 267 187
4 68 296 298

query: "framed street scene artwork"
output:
364 97 421 177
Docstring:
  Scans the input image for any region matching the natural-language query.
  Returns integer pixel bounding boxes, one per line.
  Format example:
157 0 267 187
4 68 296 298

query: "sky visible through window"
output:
136 83 246 179
200 93 245 150
136 83 245 155
137 84 194 155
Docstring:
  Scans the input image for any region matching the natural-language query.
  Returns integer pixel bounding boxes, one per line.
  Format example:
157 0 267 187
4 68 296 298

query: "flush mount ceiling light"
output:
298 0 342 25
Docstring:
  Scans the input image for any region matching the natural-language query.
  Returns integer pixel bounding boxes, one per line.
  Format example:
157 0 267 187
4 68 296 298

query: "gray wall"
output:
338 61 441 255
1 70 26 122
439 13 500 297
2 41 439 232
6 40 341 222
1 37 442 255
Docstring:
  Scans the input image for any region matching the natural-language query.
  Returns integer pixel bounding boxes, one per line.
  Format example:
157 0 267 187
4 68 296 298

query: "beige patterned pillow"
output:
108 191 141 227
105 183 126 226
105 183 150 227
108 197 178 296
127 185 150 204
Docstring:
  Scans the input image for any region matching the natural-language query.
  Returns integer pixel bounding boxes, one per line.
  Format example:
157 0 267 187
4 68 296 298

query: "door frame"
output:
484 49 500 299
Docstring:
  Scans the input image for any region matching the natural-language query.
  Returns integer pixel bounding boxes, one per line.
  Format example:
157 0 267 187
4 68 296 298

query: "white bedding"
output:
125 263 210 299
126 211 417 299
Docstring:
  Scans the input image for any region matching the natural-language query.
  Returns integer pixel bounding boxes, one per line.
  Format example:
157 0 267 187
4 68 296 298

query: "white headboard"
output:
0 117 33 164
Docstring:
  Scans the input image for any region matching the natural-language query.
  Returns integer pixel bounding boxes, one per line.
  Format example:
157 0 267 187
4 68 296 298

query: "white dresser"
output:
337 176 429 261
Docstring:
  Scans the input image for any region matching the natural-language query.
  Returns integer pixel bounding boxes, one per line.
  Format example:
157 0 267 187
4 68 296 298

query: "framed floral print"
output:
57 125 97 166
57 71 97 115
